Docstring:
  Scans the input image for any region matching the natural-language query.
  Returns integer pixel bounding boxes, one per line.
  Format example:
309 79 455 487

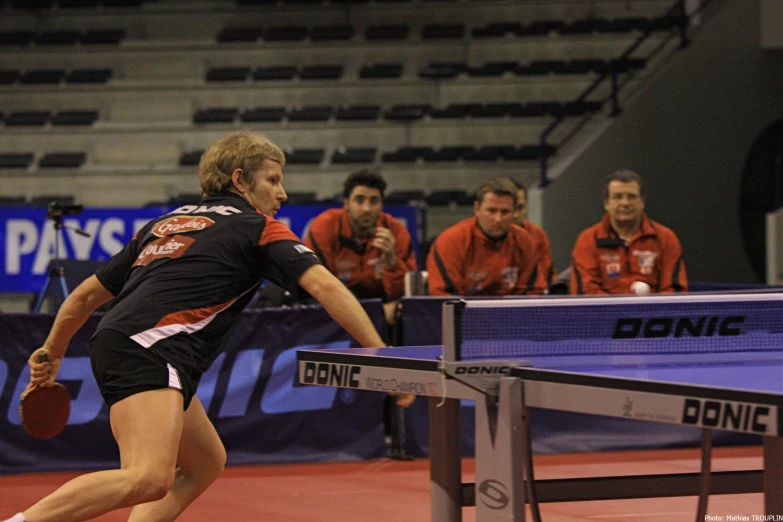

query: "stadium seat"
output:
418 62 465 79
0 31 34 46
179 150 203 166
217 27 262 43
649 16 679 31
334 105 381 121
464 145 516 161
10 0 54 9
310 25 354 41
472 22 523 38
0 70 18 85
193 108 238 124
517 20 565 36
430 104 472 119
0 196 28 206
80 30 126 45
35 31 81 46
507 144 557 161
5 111 50 126
38 153 86 168
559 18 608 35
423 146 476 162
285 148 325 164
421 24 465 39
381 146 433 163
102 0 146 7
287 106 332 122
30 195 76 207
384 104 430 122
206 67 251 82
51 110 99 126
331 147 376 164
365 25 409 41
58 0 100 7
516 60 561 76
605 17 650 33
252 66 297 81
264 26 309 42
240 107 286 122
166 194 202 206
65 69 112 83
298 65 343 80
425 190 472 206
285 192 318 204
467 62 516 77
384 190 426 205
20 69 66 84
0 153 34 169
359 64 403 79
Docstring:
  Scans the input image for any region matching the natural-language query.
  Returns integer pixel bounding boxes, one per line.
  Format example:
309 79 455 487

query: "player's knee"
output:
128 469 175 503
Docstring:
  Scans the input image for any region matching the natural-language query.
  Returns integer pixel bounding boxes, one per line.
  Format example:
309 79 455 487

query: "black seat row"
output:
0 194 78 207
0 69 113 85
0 30 125 47
0 152 86 168
193 101 602 124
0 110 99 126
5 0 146 9
218 16 680 44
206 58 645 83
472 16 680 38
180 143 555 167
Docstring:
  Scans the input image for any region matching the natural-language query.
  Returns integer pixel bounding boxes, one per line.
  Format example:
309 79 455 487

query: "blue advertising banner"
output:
0 301 386 474
0 205 419 293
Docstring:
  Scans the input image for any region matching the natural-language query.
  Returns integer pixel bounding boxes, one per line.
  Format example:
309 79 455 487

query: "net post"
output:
443 300 466 362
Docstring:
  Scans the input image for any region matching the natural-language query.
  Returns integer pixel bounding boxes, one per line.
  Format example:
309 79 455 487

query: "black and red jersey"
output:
94 192 320 375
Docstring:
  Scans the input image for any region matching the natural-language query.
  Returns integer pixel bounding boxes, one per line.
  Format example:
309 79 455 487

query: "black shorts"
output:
90 329 195 410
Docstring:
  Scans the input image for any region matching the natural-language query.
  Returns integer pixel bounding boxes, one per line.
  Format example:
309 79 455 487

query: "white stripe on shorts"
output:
167 363 182 391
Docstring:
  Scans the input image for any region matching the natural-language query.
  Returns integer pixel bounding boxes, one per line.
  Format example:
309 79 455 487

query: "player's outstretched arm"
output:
26 275 114 391
39 275 114 360
298 264 385 348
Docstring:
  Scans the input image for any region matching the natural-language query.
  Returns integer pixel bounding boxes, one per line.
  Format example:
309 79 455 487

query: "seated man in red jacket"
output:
305 170 417 322
427 177 546 296
570 169 687 294
512 180 556 289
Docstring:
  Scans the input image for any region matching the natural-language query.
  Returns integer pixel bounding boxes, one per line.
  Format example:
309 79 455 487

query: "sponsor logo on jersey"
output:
501 266 519 290
133 235 195 266
293 244 314 255
605 262 621 278
152 216 215 237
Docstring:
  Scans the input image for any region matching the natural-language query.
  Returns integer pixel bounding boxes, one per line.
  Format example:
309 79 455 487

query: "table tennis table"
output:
297 294 783 521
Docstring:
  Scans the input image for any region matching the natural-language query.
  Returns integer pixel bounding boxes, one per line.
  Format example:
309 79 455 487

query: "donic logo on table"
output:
681 398 771 434
612 315 746 339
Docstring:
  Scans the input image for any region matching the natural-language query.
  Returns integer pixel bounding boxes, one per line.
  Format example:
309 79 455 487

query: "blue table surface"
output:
300 346 783 395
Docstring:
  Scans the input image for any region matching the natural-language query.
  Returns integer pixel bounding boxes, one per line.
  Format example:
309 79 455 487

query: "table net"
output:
446 294 783 361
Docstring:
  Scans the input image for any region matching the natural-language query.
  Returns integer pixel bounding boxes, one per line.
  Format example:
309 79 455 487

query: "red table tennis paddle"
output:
19 351 70 440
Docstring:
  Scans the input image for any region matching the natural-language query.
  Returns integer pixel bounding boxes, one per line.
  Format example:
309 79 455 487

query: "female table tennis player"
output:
5 131 409 522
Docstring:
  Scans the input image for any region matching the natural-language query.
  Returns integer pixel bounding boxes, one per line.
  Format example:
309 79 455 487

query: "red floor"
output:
0 446 764 521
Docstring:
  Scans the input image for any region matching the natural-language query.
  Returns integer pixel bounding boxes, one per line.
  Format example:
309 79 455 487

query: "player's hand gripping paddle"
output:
19 351 70 439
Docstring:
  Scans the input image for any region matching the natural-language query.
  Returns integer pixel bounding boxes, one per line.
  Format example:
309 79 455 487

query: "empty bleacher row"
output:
2 0 146 9
179 143 555 166
0 69 112 85
0 152 85 168
0 30 125 46
206 58 646 82
193 101 602 124
218 16 679 44
0 110 98 126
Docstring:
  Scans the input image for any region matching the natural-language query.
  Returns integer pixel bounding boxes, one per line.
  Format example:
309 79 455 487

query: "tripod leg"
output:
33 276 54 313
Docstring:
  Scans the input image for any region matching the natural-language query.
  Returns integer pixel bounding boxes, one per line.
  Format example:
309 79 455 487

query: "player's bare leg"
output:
20 388 184 522
127 396 226 522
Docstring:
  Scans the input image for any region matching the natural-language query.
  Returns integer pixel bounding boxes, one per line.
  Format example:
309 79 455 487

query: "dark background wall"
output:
544 0 783 283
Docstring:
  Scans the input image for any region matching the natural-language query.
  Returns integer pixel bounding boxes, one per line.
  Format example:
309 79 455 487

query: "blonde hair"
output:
198 131 286 196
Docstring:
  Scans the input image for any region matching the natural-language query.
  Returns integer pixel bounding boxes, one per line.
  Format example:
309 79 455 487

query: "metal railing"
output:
538 0 698 187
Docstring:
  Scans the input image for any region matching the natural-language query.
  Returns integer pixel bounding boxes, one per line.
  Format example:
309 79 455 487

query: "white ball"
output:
630 281 651 295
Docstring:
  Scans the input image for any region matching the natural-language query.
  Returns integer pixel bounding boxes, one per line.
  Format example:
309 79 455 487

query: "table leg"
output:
429 396 462 522
763 435 783 515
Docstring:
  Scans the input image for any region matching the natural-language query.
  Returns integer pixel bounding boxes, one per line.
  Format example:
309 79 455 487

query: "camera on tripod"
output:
46 202 83 220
